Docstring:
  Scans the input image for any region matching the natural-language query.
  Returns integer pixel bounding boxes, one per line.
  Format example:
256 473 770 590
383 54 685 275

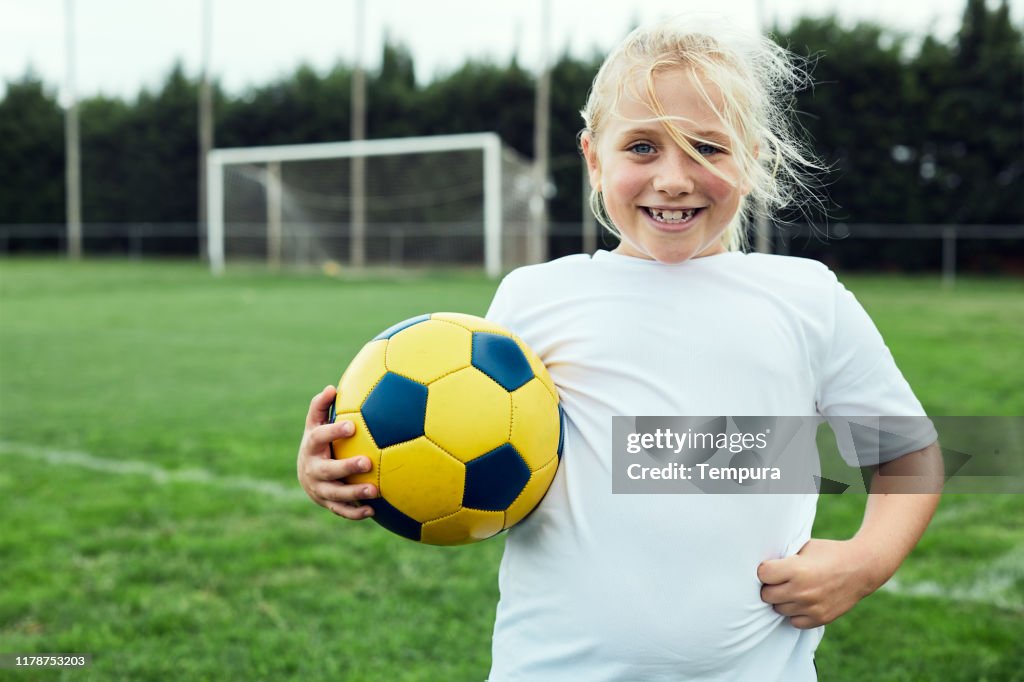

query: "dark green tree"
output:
77 94 132 222
420 59 534 156
217 63 352 148
103 62 198 221
925 0 1023 224
774 17 915 224
0 75 64 223
546 51 602 224
369 40 419 139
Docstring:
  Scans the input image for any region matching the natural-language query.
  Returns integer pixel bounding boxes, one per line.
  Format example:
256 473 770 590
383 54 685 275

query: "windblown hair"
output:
580 15 825 251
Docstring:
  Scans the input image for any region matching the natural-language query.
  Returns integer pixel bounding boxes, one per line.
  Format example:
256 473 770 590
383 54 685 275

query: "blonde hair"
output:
580 16 824 251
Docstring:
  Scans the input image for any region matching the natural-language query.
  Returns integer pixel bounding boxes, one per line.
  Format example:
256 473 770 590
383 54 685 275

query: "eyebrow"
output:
689 130 731 142
619 126 730 143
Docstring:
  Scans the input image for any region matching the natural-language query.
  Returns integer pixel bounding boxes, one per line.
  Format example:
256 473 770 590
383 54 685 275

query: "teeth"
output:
649 208 697 222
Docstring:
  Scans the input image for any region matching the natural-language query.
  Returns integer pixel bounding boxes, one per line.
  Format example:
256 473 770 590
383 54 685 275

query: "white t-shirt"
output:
485 250 932 681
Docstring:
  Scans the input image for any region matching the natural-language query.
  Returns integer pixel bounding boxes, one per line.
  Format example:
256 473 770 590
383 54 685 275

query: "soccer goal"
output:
206 133 535 277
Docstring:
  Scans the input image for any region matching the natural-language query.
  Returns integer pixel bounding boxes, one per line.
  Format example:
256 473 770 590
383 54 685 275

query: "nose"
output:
652 147 697 196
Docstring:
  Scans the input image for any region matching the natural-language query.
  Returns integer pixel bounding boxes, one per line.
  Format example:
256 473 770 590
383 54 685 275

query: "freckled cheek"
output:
604 167 649 204
700 167 743 203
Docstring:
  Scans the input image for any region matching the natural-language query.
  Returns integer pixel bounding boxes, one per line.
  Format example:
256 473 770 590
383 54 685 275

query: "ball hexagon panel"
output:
509 377 561 471
336 339 388 414
557 404 566 459
361 372 428 448
424 367 512 462
420 507 505 545
504 456 559 528
463 443 532 511
373 313 432 341
328 410 383 487
379 437 465 522
431 312 512 336
386 319 473 384
471 332 534 392
366 497 423 542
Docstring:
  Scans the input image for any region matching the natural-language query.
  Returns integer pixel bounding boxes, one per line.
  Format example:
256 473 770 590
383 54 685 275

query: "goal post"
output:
206 132 530 277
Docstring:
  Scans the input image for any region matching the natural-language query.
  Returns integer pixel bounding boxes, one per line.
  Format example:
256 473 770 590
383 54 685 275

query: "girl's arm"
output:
850 442 944 585
757 442 943 629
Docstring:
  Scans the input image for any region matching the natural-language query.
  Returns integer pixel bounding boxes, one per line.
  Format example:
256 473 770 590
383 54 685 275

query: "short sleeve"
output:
816 276 937 464
485 272 518 329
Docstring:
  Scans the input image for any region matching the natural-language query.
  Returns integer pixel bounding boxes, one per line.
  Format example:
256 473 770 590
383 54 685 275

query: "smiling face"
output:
582 67 750 264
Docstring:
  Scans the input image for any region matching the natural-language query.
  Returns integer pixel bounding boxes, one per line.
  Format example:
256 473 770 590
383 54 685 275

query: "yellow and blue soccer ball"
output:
329 312 563 545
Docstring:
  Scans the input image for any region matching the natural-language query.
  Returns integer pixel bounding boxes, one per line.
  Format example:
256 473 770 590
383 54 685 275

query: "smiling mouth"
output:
644 207 702 224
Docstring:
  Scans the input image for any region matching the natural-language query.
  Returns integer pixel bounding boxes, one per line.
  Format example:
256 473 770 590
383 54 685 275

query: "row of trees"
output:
1 0 1021 236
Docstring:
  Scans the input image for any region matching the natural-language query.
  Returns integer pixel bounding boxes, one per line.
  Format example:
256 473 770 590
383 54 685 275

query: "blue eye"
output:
695 143 720 156
629 143 656 155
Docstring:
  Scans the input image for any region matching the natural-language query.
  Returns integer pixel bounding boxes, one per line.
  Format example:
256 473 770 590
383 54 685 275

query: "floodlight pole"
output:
198 0 214 260
267 161 283 269
529 0 551 264
207 155 224 276
350 0 368 268
64 0 82 260
753 0 772 254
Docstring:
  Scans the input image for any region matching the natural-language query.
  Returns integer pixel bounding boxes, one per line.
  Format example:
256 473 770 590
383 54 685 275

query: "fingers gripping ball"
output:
329 312 564 545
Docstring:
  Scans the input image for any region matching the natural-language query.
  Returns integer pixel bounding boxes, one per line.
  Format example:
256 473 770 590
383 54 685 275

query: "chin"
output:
646 240 721 265
616 231 726 264
651 251 697 265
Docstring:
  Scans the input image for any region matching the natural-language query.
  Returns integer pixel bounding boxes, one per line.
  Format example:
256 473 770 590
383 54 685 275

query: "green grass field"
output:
1 259 1022 681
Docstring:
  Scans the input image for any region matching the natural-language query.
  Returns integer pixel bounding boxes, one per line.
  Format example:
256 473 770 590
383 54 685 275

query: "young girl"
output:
297 16 942 680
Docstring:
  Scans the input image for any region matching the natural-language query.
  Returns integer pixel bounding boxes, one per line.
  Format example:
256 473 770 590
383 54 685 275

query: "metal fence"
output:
775 223 1024 285
1 222 1022 283
0 223 200 259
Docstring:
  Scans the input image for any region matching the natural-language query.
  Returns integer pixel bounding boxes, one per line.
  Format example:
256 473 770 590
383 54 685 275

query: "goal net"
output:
206 133 535 277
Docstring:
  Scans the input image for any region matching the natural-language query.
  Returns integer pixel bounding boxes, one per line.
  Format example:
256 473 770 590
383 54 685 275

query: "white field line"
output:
3 440 1021 610
883 577 1024 612
0 440 305 502
882 542 1024 612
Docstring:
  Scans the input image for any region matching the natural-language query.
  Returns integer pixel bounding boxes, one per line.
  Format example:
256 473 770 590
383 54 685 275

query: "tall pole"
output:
349 0 367 268
529 0 551 264
267 161 282 269
64 0 82 259
198 0 214 260
753 0 772 254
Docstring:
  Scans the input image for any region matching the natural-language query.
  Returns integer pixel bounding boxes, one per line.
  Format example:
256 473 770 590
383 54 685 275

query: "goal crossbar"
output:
206 132 505 276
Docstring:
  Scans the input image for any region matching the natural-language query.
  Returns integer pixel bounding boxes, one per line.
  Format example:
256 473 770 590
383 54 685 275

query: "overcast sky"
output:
1 0 1020 101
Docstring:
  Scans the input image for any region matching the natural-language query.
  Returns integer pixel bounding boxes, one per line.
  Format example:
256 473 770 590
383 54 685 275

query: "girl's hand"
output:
296 385 378 520
757 538 881 629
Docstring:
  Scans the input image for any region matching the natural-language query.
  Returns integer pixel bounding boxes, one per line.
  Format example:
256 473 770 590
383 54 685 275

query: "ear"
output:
580 131 602 191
